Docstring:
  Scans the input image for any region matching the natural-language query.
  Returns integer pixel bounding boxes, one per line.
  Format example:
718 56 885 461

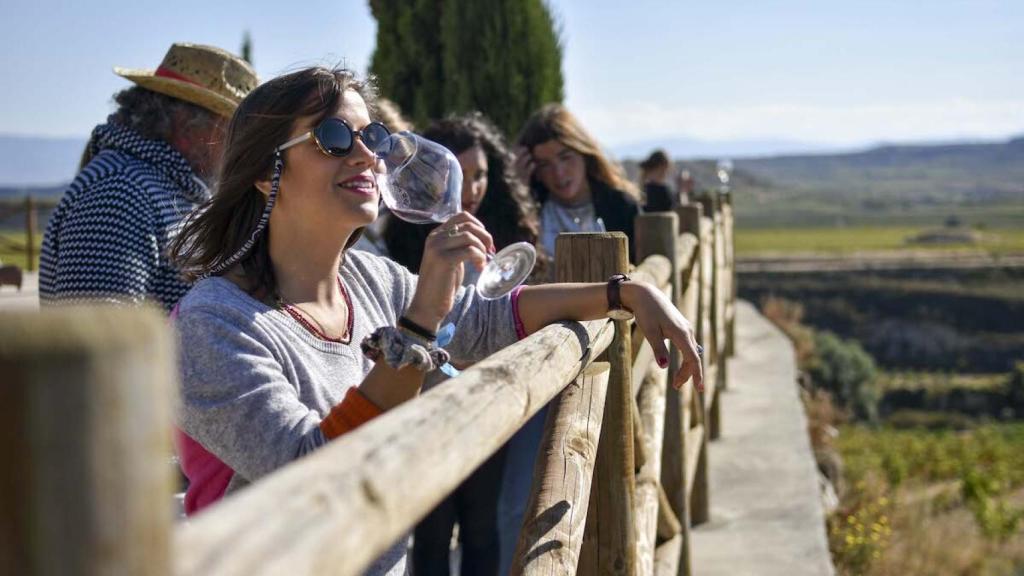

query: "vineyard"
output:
832 423 1024 575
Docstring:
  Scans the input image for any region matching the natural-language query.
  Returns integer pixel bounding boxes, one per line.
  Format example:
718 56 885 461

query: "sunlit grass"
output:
0 230 41 270
877 371 1008 394
735 226 1024 256
832 422 1024 574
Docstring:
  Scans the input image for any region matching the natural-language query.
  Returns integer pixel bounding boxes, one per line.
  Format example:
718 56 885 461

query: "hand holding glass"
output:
374 132 536 299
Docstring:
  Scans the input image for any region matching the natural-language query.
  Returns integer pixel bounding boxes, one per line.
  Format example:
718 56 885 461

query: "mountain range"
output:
3 132 1008 188
0 134 87 188
2 133 1022 230
612 136 853 160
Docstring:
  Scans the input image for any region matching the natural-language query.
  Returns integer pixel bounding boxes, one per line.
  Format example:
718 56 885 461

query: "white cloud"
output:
572 98 1024 147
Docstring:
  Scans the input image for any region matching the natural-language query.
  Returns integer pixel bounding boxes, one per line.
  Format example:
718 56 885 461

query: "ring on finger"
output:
696 344 704 357
446 224 460 237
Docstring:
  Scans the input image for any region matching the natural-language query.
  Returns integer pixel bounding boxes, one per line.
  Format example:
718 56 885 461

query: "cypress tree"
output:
369 0 564 137
240 30 253 65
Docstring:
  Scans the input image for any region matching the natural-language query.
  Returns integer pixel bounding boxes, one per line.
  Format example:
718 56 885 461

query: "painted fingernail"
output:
657 357 668 368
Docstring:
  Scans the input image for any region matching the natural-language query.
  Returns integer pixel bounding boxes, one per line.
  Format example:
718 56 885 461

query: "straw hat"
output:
114 43 257 118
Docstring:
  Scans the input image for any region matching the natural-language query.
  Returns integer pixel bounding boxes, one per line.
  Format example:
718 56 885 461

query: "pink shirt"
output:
171 303 234 515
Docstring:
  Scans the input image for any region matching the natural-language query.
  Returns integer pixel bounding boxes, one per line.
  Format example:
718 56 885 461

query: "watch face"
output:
607 308 634 321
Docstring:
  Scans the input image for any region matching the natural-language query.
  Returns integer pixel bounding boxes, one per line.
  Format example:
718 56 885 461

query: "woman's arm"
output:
358 211 496 409
515 281 704 391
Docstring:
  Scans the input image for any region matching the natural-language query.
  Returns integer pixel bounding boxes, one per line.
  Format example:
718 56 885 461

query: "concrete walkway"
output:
0 271 39 311
691 300 835 576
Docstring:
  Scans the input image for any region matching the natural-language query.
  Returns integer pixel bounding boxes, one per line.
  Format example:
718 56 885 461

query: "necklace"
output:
277 276 353 344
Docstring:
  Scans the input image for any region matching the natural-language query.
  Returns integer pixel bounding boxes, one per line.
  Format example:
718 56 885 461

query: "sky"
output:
2 0 1022 151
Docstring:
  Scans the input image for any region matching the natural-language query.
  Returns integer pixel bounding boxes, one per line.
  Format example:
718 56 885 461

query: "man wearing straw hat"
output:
39 43 256 312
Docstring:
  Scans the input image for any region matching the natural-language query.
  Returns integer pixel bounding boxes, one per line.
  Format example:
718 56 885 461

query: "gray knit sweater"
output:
175 249 519 575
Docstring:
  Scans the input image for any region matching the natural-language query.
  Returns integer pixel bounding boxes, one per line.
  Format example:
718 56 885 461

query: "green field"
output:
735 226 1024 256
0 230 40 270
878 371 1008 394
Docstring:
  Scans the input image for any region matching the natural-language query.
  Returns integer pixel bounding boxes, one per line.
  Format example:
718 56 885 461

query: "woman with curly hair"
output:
381 112 542 575
382 112 543 285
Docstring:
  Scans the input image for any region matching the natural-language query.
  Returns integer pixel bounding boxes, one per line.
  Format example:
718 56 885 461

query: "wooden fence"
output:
0 194 735 576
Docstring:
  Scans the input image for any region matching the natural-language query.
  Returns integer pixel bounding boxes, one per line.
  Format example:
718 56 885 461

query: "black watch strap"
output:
398 316 438 341
607 273 630 312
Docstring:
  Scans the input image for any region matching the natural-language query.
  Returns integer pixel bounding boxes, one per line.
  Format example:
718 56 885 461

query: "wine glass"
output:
374 131 537 300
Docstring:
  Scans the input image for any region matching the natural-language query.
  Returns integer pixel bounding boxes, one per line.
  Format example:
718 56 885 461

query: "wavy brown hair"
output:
516 103 638 203
384 112 541 274
170 66 377 297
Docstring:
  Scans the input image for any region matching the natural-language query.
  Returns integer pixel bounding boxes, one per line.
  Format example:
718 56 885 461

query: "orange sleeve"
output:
319 387 384 440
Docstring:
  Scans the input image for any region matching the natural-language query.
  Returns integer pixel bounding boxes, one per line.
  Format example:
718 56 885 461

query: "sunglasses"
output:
276 118 391 158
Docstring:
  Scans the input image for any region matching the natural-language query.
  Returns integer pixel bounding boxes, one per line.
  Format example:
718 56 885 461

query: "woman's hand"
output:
621 282 704 392
513 146 535 185
405 212 495 332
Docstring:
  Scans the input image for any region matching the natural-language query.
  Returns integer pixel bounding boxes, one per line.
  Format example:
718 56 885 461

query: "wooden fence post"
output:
557 232 636 576
25 195 37 271
0 306 175 576
511 362 611 575
720 193 736 358
633 213 692 575
675 204 712 532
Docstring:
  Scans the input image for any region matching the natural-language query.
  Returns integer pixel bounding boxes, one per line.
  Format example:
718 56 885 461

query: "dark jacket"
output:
532 177 640 264
591 179 640 263
643 182 674 213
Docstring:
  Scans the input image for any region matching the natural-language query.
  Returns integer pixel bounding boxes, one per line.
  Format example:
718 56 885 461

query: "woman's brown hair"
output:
516 104 639 203
170 66 377 297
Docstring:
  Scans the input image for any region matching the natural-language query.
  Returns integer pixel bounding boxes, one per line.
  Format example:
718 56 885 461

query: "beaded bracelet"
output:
361 326 450 372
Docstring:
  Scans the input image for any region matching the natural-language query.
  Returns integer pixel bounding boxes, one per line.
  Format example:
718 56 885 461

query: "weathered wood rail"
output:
0 194 735 575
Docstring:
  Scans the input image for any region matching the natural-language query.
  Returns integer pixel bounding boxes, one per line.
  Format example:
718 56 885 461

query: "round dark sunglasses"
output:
276 118 391 158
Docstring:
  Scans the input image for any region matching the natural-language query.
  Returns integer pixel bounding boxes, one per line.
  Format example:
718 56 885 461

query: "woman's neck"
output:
551 178 592 208
270 224 352 305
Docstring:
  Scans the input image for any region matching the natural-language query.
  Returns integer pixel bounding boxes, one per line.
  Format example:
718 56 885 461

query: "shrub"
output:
828 477 892 575
809 331 880 421
961 465 1024 541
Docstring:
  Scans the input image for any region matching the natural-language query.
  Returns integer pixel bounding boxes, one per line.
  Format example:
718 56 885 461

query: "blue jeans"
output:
496 405 549 575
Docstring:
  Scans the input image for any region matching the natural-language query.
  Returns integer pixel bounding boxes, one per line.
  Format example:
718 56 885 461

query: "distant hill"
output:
739 137 1024 203
612 135 848 160
653 137 1024 229
0 134 87 187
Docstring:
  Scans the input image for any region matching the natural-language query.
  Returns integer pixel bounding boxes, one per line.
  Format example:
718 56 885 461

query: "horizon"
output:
3 129 1023 189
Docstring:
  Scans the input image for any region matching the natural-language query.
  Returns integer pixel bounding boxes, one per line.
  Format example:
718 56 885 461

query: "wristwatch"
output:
606 274 634 321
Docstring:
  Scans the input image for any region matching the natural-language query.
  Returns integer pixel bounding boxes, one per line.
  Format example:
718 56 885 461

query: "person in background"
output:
639 148 675 212
382 112 541 576
676 168 695 206
515 103 640 267
500 103 641 573
39 43 256 312
168 66 702 576
384 112 542 283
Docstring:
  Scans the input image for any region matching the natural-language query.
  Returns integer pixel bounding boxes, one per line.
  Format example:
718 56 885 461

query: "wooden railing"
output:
0 194 735 576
